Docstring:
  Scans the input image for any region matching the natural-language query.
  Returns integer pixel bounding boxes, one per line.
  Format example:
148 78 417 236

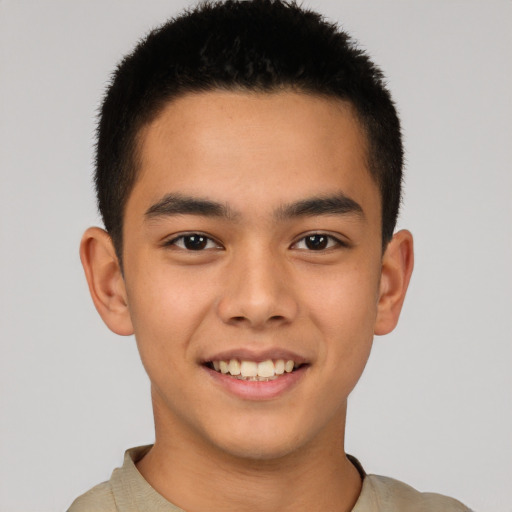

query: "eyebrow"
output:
145 193 236 220
275 194 364 220
145 192 364 222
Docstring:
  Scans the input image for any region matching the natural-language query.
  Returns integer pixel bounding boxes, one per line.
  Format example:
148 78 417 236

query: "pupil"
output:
184 235 207 250
306 235 327 250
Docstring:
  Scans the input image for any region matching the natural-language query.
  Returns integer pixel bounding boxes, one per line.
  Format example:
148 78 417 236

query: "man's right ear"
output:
79 227 134 336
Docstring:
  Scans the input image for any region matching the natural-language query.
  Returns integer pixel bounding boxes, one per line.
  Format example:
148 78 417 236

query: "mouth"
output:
204 358 307 381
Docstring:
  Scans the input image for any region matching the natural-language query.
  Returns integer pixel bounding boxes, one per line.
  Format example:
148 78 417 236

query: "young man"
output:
70 1 471 510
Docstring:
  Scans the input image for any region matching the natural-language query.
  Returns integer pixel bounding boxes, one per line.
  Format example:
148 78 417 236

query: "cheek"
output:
125 265 215 366
302 261 380 383
304 261 380 336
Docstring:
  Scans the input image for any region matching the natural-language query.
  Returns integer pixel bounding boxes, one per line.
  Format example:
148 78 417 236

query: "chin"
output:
206 420 310 462
217 438 300 462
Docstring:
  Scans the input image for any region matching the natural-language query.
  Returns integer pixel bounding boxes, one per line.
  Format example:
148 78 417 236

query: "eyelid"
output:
291 232 348 250
163 232 224 250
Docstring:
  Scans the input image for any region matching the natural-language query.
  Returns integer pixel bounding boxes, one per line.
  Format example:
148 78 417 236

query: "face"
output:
121 91 385 460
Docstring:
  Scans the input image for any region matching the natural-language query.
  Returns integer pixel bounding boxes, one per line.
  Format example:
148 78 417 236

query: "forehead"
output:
129 90 379 223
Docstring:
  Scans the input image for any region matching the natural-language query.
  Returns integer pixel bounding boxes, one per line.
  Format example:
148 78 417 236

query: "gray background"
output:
1 1 511 510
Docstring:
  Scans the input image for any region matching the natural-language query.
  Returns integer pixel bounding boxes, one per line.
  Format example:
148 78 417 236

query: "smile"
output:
207 359 302 381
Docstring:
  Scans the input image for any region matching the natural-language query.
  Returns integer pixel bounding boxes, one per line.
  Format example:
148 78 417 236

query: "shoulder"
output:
356 474 472 512
67 480 116 512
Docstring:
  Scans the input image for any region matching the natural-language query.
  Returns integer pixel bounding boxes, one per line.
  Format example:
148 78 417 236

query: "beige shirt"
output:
68 446 472 512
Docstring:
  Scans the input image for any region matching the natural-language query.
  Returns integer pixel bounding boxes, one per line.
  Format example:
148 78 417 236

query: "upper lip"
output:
201 348 308 365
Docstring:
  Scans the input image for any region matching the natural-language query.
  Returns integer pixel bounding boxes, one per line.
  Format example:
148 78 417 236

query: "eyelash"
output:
164 232 346 251
292 233 346 251
164 233 223 251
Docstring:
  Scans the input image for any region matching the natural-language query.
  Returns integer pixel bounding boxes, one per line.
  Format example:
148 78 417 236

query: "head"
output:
95 0 403 266
81 0 413 463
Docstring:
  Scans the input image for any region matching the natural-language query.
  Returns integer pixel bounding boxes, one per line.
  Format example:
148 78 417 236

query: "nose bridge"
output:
217 239 297 327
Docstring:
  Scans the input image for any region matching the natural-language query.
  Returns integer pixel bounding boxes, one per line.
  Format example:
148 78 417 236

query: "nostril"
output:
229 314 286 326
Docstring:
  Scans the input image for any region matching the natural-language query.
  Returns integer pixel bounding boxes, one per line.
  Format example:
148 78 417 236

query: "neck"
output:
136 393 362 512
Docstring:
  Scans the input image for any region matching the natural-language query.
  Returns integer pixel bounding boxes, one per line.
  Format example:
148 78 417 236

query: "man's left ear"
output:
374 229 414 335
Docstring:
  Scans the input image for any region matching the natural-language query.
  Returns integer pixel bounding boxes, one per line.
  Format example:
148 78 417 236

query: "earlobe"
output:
79 227 134 336
374 229 414 336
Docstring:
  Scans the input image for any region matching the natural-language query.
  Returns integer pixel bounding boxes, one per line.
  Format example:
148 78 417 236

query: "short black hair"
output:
96 0 403 263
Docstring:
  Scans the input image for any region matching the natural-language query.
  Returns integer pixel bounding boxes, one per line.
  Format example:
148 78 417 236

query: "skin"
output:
80 91 413 512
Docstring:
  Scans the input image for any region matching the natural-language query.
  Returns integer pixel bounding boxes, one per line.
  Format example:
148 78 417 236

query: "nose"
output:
216 245 299 329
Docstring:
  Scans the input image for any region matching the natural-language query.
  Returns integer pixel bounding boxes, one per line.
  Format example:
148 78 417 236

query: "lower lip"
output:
204 366 308 400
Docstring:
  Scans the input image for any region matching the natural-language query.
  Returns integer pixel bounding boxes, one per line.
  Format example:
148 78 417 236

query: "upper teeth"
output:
212 359 297 379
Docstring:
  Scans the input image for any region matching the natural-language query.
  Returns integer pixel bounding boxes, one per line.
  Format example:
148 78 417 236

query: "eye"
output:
292 233 344 251
166 234 221 251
